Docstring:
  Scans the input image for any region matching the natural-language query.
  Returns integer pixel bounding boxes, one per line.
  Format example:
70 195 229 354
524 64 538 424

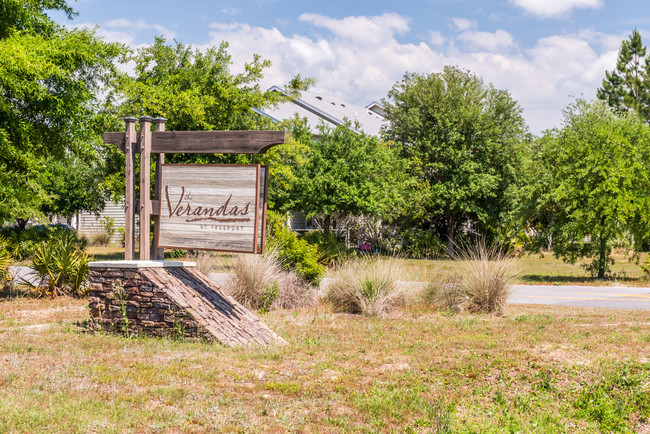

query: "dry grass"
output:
88 232 111 247
0 296 648 432
450 242 519 314
325 256 413 316
401 250 650 287
224 251 315 311
194 252 221 276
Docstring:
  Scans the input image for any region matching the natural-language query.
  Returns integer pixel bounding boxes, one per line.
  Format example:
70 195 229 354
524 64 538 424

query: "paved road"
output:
509 284 650 310
9 266 41 286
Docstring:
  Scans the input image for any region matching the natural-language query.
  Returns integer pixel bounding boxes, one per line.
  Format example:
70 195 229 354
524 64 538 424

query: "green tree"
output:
289 122 410 235
104 37 306 198
597 29 650 121
383 66 527 255
40 156 107 218
523 100 650 278
0 0 122 225
115 37 287 133
259 116 312 213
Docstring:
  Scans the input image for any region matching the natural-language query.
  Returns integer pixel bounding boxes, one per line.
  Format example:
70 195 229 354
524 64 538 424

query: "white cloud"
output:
451 17 477 31
102 18 176 40
221 7 241 15
206 17 440 107
201 13 619 133
104 18 132 28
70 21 135 45
429 31 446 46
458 30 514 51
510 0 603 18
298 13 410 46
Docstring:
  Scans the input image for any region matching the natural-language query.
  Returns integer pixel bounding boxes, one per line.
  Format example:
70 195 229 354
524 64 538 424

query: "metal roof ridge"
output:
269 86 364 134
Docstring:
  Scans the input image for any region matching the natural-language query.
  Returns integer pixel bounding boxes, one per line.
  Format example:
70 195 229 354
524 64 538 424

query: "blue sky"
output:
53 0 650 133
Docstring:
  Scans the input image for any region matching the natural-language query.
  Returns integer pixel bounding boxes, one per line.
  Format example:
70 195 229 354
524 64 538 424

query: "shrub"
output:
432 242 517 315
166 248 186 259
397 228 446 259
301 230 354 266
117 226 126 247
225 250 315 311
266 211 325 285
325 256 409 316
29 232 91 297
89 232 111 246
100 216 116 240
0 224 86 260
641 256 650 279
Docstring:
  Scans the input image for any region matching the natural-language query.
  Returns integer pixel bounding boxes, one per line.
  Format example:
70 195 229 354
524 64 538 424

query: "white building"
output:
254 86 387 234
253 86 386 137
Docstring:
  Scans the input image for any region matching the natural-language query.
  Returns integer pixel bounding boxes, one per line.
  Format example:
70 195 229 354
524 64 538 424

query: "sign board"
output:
158 164 268 253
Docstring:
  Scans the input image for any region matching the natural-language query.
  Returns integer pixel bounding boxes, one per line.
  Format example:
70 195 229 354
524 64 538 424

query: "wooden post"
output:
151 117 167 260
138 116 152 260
124 117 136 260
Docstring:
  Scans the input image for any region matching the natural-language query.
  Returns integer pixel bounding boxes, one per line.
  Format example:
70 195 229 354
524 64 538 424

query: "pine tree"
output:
597 29 650 121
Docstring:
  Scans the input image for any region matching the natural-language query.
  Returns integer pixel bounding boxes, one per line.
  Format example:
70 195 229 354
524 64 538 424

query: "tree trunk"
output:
446 214 455 257
547 217 553 250
597 236 607 279
16 219 27 230
323 215 331 237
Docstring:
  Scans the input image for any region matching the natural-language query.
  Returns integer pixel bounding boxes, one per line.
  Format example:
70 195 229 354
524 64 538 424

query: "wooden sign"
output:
104 118 286 260
158 164 267 253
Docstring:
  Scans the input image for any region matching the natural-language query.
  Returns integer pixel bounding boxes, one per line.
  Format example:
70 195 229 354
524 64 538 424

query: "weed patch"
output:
573 362 650 432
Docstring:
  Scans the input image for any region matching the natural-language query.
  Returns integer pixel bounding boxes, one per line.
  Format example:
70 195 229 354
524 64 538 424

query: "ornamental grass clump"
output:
194 251 220 276
225 250 315 312
451 242 518 314
325 256 409 316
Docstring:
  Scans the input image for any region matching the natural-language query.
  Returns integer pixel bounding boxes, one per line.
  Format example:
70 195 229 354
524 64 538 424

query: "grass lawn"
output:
0 296 648 432
86 246 128 262
399 251 650 287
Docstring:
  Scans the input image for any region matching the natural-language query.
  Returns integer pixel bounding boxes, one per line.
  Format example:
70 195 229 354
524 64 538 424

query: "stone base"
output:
88 260 286 346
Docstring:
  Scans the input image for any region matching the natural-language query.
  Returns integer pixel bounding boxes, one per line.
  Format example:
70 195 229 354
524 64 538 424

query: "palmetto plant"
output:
0 236 12 287
30 233 90 297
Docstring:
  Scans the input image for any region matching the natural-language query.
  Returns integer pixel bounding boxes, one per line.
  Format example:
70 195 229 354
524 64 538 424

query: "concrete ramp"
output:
88 261 286 347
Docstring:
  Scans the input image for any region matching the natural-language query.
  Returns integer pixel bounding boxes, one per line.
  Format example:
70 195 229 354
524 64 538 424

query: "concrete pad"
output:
89 260 196 269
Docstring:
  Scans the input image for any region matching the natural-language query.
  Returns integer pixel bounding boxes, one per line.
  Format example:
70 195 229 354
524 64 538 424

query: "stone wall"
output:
88 263 206 340
87 260 287 346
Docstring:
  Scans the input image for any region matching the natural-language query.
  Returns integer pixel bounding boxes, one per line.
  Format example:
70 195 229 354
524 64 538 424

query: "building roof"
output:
254 86 386 137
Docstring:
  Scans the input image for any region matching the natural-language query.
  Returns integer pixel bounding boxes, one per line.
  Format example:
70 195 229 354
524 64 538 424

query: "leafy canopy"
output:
522 100 650 278
0 0 123 224
104 37 306 199
382 66 527 254
116 37 288 132
286 122 411 234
